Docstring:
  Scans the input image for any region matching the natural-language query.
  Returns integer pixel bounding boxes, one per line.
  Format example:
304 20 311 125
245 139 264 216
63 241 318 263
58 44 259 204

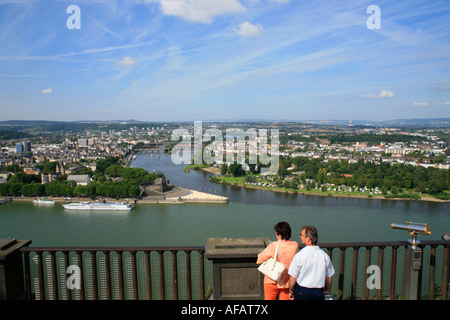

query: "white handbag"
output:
258 241 286 282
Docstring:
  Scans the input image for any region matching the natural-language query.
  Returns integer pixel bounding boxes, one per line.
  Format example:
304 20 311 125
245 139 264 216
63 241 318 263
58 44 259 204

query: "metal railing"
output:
20 246 212 300
19 240 449 300
318 240 449 300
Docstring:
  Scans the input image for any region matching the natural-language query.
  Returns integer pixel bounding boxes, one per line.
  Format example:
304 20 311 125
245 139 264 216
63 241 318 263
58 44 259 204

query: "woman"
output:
257 222 299 300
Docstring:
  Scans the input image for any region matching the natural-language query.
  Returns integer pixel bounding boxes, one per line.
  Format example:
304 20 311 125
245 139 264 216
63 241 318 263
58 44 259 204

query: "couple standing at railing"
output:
256 222 335 300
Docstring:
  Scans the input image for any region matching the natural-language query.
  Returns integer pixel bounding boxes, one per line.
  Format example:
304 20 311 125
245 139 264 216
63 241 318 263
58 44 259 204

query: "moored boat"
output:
62 202 133 211
33 198 56 205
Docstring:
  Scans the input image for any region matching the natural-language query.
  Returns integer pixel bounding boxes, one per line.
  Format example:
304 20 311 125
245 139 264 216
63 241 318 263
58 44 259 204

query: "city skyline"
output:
1 0 450 122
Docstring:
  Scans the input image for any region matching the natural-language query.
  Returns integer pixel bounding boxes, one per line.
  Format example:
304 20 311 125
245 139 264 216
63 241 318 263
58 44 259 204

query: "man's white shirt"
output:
288 245 335 288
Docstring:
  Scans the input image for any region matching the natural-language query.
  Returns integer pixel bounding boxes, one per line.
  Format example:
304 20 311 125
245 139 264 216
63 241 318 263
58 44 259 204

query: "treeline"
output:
220 163 259 177
281 133 428 145
278 156 449 195
326 133 428 144
0 129 32 140
0 120 179 134
0 157 162 199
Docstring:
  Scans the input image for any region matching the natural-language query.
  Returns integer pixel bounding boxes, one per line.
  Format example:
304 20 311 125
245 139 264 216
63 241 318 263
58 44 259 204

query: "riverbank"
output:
9 196 135 204
183 164 222 175
205 171 449 203
7 187 229 205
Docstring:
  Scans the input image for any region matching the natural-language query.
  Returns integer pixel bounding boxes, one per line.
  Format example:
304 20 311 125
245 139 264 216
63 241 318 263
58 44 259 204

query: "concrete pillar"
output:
0 239 32 300
205 237 270 300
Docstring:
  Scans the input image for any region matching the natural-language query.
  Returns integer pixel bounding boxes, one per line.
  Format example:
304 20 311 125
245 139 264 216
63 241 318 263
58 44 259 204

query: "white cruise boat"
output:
33 198 56 205
62 202 133 211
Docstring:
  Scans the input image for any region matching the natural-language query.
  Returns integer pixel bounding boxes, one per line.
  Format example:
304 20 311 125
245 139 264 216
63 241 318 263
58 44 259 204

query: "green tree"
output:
245 174 256 183
96 157 119 174
128 185 140 197
8 182 23 196
105 165 123 177
0 183 8 196
73 185 86 197
228 164 244 177
21 183 34 196
221 164 228 175
32 183 45 196
317 168 327 184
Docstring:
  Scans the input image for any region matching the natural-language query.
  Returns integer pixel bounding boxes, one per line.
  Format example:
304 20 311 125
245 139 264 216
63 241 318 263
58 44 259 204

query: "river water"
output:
0 152 448 247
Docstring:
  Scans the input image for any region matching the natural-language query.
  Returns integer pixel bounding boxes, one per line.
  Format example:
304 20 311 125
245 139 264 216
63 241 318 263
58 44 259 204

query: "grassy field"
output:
183 164 211 172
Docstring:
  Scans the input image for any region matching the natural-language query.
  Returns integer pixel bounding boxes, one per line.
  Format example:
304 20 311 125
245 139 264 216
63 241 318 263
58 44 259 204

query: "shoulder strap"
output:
274 241 279 260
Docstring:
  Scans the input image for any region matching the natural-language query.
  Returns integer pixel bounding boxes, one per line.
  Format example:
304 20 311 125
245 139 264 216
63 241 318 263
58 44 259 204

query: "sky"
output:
0 0 450 122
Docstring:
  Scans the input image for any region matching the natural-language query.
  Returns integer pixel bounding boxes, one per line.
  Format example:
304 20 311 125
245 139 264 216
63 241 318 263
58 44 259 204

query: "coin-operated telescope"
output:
391 221 432 246
391 221 432 300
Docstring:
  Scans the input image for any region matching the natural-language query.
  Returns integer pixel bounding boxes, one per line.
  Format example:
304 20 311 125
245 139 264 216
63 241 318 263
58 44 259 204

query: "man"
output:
288 225 335 300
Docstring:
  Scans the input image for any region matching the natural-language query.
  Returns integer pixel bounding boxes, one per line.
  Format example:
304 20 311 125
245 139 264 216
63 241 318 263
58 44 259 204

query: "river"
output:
0 151 448 247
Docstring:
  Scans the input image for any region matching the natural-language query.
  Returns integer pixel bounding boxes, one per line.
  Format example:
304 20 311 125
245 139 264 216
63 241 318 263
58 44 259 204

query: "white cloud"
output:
41 88 52 94
117 56 136 67
438 101 450 105
361 90 395 99
379 90 395 98
412 101 428 106
234 21 263 37
149 0 246 23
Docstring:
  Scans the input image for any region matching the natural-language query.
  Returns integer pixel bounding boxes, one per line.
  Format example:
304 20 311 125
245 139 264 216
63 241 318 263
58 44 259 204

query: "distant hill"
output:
0 120 151 133
372 118 450 128
0 118 448 132
0 129 32 140
302 118 450 127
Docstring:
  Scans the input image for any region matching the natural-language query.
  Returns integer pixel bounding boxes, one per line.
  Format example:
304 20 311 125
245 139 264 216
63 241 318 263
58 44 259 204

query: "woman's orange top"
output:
256 239 299 288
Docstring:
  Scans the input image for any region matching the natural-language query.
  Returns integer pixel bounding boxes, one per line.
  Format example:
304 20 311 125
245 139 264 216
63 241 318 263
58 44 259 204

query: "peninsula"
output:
204 167 449 203
138 177 228 204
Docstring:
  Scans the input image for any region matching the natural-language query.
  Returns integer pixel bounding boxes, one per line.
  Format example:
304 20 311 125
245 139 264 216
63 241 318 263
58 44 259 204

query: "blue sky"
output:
0 0 449 122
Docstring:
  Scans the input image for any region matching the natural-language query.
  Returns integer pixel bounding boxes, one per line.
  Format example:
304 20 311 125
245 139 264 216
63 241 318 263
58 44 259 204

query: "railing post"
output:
198 250 205 300
351 247 358 300
171 250 178 300
184 250 192 300
377 246 385 300
158 250 165 300
364 246 372 300
0 239 32 300
442 234 449 300
389 246 398 300
144 251 152 300
338 247 345 300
